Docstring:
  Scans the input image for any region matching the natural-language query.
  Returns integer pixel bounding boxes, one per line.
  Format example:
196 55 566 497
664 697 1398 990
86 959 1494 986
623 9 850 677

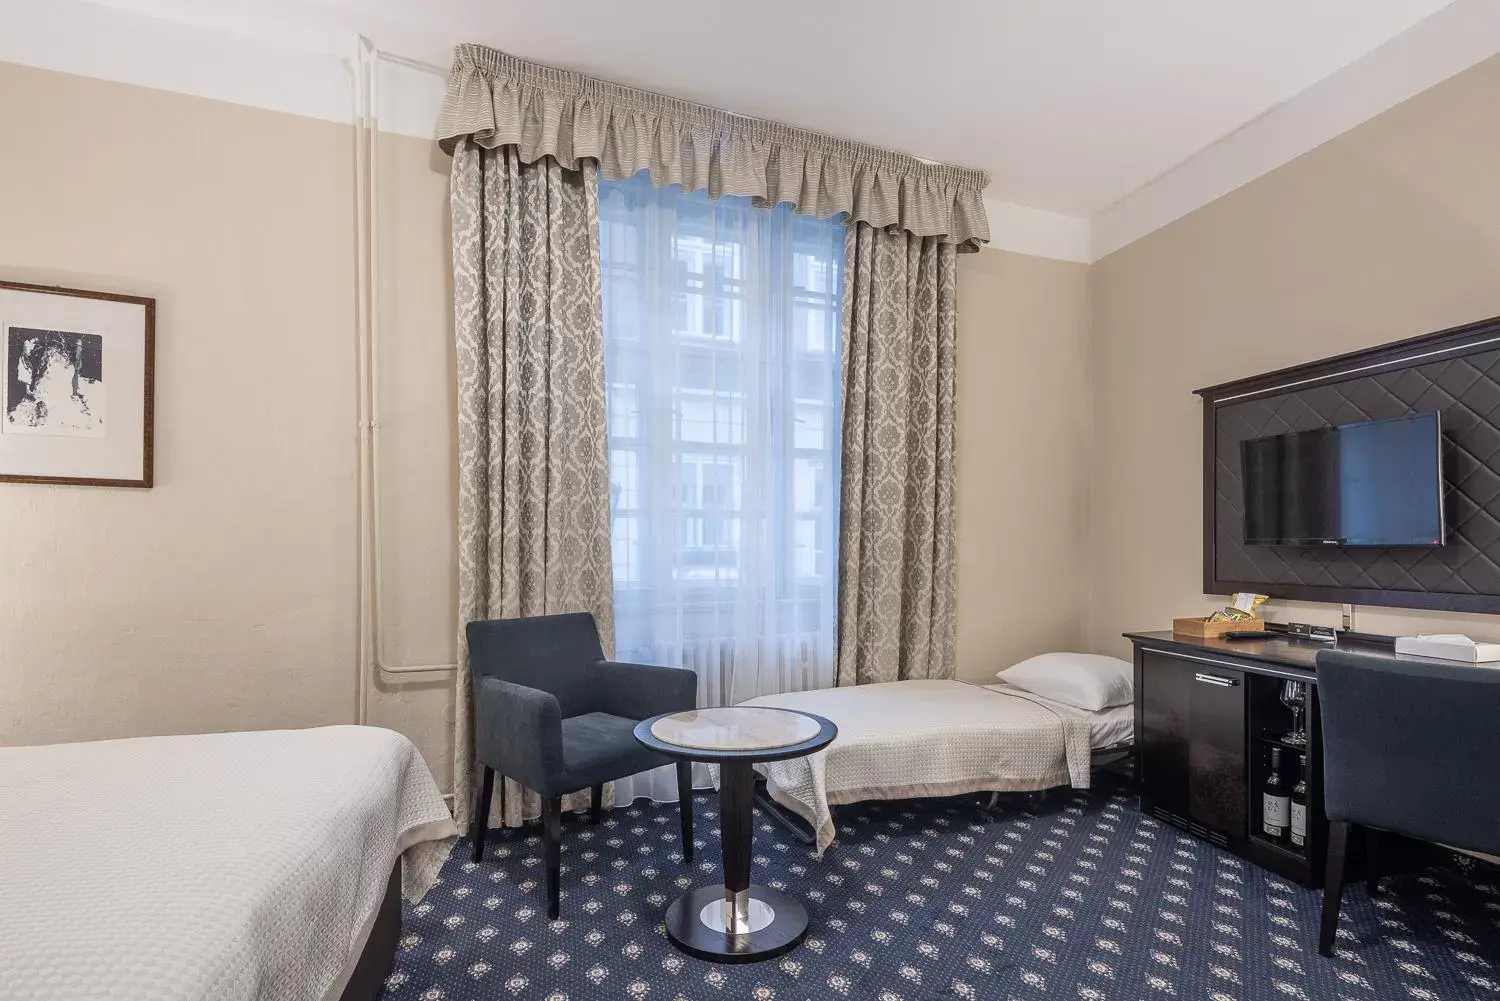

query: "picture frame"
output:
0 280 155 487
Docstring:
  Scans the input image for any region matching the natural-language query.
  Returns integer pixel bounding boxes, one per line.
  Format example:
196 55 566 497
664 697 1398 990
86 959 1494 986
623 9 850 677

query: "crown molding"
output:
0 0 1095 263
1091 0 1500 261
1 0 350 125
0 0 445 139
982 198 1091 263
4 0 1496 265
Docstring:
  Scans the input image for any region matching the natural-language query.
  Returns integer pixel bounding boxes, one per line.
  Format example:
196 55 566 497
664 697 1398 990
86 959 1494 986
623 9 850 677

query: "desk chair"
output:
467 612 697 919
1314 649 1500 956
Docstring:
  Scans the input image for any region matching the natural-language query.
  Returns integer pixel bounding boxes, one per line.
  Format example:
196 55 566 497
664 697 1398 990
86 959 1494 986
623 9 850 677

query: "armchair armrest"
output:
474 675 565 794
588 660 697 720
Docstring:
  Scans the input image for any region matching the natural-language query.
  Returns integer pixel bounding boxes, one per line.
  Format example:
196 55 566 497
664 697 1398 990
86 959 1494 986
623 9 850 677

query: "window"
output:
600 172 843 709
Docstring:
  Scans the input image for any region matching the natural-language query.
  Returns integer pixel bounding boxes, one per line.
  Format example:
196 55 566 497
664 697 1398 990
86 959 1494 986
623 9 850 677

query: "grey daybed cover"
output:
743 679 1093 851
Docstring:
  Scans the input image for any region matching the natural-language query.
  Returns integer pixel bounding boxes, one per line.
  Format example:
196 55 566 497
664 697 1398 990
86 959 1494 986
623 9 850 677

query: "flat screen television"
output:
1240 412 1445 547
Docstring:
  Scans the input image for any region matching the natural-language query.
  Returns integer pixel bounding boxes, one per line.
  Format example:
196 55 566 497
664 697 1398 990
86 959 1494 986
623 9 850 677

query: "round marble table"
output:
634 707 837 964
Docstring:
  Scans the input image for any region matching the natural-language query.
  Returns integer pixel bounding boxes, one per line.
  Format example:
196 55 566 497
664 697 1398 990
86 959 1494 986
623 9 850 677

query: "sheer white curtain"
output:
600 172 844 804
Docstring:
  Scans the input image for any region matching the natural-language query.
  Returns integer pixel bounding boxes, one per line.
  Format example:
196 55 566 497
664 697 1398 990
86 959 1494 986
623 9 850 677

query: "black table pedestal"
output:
633 708 836 965
663 761 808 963
663 883 808 963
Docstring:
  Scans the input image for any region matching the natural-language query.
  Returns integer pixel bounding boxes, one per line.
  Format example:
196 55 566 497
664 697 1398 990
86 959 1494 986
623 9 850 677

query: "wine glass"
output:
1280 680 1307 746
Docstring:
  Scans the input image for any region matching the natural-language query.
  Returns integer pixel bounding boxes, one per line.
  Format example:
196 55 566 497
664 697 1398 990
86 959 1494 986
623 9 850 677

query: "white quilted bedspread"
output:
0 726 457 1001
744 680 1093 852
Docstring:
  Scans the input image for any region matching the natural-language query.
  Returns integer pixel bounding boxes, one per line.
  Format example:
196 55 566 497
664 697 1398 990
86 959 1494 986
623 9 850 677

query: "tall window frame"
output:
599 172 843 709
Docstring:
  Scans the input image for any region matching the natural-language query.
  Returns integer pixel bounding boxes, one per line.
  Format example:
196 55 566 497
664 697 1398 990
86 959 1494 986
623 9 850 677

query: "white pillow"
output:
997 652 1133 712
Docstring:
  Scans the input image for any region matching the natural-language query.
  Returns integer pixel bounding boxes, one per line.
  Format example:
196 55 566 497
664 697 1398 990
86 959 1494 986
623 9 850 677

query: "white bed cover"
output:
983 682 1136 750
0 725 457 1001
744 679 1098 852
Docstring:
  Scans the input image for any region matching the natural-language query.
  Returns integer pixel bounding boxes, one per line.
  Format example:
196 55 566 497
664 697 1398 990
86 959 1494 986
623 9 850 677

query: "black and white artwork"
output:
4 326 106 438
0 281 153 486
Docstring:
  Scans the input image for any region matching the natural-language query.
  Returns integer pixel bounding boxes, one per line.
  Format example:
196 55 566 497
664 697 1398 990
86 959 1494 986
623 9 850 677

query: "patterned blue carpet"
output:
381 778 1500 1000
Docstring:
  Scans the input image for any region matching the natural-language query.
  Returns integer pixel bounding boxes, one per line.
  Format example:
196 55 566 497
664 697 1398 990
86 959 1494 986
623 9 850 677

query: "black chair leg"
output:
590 784 604 824
471 766 495 863
542 796 562 920
676 760 694 863
1366 826 1382 896
1320 820 1351 956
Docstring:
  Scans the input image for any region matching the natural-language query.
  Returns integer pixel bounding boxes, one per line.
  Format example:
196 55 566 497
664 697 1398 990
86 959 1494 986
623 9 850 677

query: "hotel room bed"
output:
0 725 457 1001
742 679 1132 851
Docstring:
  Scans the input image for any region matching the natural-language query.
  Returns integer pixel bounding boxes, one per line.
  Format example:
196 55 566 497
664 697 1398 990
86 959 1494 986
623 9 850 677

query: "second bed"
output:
740 678 1133 851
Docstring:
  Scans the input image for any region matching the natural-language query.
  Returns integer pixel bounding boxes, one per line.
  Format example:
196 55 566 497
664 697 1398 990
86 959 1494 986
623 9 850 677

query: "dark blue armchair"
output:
467 612 697 918
1315 649 1500 955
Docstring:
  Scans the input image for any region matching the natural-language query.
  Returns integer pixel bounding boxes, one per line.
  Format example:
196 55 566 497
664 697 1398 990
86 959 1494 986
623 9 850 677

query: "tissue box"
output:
1172 617 1265 639
1393 635 1500 663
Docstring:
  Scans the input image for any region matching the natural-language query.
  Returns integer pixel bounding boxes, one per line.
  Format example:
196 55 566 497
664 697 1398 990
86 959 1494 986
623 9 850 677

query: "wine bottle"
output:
1289 753 1308 849
1262 746 1290 840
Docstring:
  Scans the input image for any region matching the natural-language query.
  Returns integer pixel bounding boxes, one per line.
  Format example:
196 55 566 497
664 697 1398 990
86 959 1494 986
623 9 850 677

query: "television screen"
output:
1240 412 1445 547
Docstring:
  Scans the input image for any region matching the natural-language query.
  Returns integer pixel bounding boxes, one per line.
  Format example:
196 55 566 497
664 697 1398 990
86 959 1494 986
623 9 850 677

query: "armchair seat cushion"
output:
559 712 673 792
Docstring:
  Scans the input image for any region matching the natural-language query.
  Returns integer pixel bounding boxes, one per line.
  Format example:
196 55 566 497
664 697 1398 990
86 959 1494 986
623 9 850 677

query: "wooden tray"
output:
1172 616 1266 639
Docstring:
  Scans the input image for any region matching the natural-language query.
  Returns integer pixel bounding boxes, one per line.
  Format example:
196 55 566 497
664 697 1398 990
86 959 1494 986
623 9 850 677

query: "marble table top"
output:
648 707 822 751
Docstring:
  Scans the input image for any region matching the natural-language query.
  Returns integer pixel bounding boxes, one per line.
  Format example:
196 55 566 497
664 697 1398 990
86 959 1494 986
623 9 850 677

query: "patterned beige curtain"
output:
438 45 991 252
450 138 615 831
835 220 959 686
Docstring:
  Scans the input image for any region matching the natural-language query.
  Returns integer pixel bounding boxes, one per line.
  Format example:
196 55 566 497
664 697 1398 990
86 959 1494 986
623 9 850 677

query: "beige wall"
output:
364 114 459 790
12 47 1500 775
955 250 1091 680
0 62 455 789
1089 54 1500 658
0 60 1092 782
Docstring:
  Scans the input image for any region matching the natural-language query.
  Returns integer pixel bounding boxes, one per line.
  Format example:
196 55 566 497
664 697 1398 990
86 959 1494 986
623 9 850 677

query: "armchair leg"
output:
1366 826 1382 897
676 760 694 863
1320 820 1350 956
542 796 562 920
471 766 495 864
590 784 604 824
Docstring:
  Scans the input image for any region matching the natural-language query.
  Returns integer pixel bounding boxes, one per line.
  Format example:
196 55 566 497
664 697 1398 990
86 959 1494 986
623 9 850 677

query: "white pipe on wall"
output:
353 34 375 726
352 34 457 736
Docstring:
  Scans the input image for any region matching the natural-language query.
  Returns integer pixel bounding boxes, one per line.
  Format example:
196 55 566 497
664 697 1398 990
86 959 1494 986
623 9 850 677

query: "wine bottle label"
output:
1290 803 1307 846
1263 793 1290 830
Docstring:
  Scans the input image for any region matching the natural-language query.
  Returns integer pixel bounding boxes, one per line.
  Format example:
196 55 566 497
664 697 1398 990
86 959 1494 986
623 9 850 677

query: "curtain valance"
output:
436 44 991 251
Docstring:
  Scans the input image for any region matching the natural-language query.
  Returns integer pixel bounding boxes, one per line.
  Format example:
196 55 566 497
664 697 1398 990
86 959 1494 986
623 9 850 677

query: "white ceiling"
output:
83 0 1457 215
11 0 1499 257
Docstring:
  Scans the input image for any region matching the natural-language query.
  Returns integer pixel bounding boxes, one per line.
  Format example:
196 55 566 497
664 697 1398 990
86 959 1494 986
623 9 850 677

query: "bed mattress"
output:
0 725 457 1001
743 679 1113 852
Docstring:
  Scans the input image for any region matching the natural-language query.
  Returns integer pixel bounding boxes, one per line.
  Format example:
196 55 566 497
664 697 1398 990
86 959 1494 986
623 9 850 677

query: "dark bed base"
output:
339 863 401 1001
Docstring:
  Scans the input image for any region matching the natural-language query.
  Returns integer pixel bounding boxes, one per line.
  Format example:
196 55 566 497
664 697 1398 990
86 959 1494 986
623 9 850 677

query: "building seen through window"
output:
600 172 842 705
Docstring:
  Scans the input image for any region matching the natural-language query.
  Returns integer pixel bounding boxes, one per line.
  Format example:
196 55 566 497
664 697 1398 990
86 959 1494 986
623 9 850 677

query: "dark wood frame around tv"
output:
1195 314 1500 615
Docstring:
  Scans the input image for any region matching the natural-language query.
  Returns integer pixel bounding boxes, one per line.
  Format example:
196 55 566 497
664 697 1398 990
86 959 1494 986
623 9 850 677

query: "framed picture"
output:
0 280 155 487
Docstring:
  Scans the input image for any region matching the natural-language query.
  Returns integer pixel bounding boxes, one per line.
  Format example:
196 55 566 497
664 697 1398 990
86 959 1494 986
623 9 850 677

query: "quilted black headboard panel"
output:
1199 316 1500 613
